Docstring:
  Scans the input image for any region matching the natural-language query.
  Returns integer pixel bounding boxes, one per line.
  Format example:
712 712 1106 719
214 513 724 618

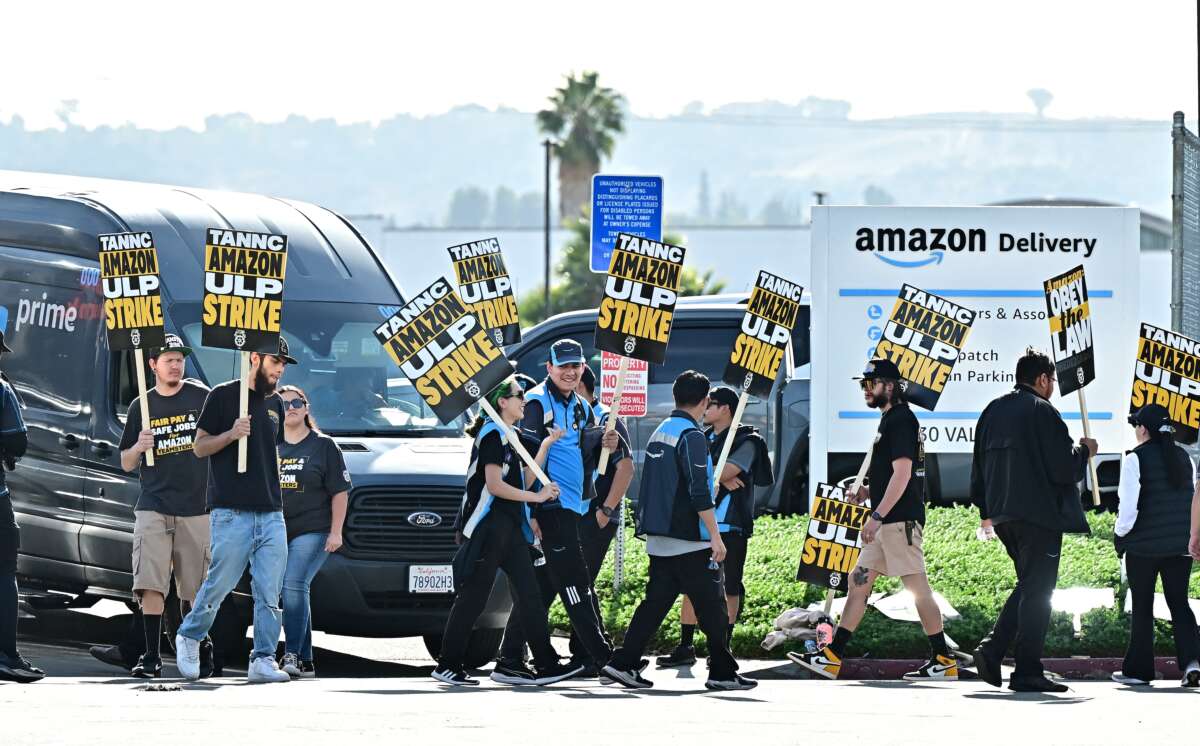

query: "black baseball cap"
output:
0 330 10 354
548 339 585 366
265 337 299 365
150 333 192 360
855 357 902 381
709 385 739 409
1129 403 1173 433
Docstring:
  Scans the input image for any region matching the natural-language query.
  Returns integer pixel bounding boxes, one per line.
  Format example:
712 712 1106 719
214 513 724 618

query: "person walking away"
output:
493 340 618 684
432 377 582 686
276 385 350 679
788 359 956 681
602 370 757 692
569 365 634 673
0 330 43 683
969 347 1096 693
175 339 297 684
659 385 773 668
1111 404 1200 687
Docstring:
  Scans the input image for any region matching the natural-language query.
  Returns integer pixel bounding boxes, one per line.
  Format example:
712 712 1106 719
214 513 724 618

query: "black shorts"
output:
720 531 748 599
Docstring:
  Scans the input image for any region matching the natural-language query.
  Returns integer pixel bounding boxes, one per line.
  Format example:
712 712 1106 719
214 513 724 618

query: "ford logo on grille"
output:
407 511 443 528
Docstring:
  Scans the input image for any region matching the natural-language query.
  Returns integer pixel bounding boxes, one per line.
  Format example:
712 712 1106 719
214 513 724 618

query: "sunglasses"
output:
860 380 879 391
284 398 308 410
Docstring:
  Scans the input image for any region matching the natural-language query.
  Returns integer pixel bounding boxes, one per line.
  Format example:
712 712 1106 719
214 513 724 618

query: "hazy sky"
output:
3 0 1194 130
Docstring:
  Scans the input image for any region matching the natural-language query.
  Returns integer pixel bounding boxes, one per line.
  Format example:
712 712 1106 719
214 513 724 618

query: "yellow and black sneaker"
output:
786 647 842 680
903 654 959 680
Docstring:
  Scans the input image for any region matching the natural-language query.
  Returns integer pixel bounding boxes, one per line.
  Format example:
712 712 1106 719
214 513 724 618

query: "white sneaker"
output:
1111 671 1150 686
281 653 302 679
175 634 201 680
1182 662 1200 688
247 656 291 684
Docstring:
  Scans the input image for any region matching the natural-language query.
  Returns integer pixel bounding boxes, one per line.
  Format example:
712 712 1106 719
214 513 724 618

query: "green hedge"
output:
547 507 1200 659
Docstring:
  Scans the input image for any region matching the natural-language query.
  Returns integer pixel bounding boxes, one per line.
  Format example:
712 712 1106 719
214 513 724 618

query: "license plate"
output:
409 565 454 594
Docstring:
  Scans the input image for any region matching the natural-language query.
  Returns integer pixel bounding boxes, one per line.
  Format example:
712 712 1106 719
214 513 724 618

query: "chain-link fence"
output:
1172 111 1200 338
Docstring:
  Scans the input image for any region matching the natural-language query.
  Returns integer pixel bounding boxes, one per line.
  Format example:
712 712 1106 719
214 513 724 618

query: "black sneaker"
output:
600 664 653 689
131 654 162 679
568 656 599 678
490 659 538 686
656 644 696 669
1182 667 1200 688
198 638 215 679
0 651 46 683
1008 675 1068 693
534 659 586 685
599 658 649 684
88 644 135 672
705 673 758 691
432 666 479 686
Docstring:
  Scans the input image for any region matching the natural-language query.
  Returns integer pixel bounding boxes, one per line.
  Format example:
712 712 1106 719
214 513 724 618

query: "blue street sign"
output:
590 174 663 272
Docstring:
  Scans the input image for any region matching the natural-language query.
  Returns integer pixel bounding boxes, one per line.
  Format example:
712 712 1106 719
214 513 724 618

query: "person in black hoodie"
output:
1111 404 1200 687
657 385 772 668
969 347 1096 693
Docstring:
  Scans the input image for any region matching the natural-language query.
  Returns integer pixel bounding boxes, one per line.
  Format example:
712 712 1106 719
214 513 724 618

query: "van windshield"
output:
172 301 465 437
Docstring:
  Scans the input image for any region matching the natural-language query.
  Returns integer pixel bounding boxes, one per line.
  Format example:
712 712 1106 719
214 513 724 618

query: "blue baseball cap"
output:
548 339 586 366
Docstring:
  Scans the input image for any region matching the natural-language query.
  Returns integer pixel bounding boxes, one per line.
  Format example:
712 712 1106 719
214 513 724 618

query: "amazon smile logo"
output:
872 252 945 268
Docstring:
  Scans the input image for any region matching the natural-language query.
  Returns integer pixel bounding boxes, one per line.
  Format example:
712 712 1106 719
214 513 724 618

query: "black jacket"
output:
706 423 773 536
970 384 1090 534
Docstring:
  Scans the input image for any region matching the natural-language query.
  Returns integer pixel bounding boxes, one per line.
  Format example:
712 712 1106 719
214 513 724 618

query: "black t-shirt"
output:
465 429 526 527
279 431 353 542
589 414 632 510
867 402 925 525
197 379 285 512
120 380 211 516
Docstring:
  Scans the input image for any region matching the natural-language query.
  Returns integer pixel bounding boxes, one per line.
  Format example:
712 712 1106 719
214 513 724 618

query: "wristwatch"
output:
600 504 617 519
870 510 885 522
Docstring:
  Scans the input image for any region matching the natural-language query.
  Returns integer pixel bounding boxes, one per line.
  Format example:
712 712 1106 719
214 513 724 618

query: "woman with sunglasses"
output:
432 377 582 686
276 385 351 679
1112 404 1200 687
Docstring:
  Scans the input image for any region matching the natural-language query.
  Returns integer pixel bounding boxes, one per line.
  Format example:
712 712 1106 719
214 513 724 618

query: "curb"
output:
747 656 1186 681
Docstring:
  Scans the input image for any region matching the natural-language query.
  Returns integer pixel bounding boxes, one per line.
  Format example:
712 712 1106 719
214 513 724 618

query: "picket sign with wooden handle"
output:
477 398 552 487
1078 387 1101 507
824 441 877 616
596 355 630 476
711 389 750 496
237 351 249 474
134 347 154 467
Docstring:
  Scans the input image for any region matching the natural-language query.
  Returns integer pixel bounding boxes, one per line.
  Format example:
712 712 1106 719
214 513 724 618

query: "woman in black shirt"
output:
431 377 580 686
277 385 351 679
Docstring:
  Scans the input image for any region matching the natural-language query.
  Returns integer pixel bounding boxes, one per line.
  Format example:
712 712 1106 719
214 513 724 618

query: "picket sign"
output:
237 352 250 473
1078 388 1101 506
133 348 154 467
711 390 750 496
597 355 630 475
822 443 876 616
477 398 552 487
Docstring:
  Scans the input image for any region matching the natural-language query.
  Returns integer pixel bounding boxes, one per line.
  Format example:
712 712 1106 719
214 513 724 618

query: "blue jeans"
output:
282 532 329 661
178 509 288 661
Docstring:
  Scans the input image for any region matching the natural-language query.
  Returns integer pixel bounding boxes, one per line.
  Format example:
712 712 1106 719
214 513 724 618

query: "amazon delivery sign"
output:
809 206 1140 490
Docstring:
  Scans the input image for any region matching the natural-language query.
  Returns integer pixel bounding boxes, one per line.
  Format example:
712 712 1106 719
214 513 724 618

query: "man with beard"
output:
175 338 296 684
788 358 956 681
492 340 620 684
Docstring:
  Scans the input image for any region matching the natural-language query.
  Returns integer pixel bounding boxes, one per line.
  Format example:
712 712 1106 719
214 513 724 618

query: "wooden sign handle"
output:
1077 387 1101 507
711 389 750 496
597 355 630 475
237 351 249 474
478 398 552 487
850 441 875 496
134 347 154 467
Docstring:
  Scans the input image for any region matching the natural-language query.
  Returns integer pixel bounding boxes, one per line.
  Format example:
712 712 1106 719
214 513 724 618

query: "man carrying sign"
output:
175 338 296 684
789 359 956 681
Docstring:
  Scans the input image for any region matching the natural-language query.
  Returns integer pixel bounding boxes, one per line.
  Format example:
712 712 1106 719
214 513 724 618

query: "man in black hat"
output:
176 338 297 684
969 347 1096 693
0 330 45 683
789 358 956 681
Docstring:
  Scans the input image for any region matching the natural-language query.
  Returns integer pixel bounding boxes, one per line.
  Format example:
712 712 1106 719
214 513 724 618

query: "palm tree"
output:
537 72 626 219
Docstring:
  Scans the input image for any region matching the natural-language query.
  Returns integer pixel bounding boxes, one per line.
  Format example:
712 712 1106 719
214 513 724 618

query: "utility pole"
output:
543 139 553 316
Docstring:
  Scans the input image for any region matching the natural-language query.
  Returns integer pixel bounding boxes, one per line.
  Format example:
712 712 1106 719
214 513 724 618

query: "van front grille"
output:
343 485 462 562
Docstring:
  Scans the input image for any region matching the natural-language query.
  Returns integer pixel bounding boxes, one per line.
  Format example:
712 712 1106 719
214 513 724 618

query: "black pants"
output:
1123 553 1200 681
568 508 618 660
0 493 18 657
980 521 1062 678
499 508 612 666
610 549 737 679
441 515 558 671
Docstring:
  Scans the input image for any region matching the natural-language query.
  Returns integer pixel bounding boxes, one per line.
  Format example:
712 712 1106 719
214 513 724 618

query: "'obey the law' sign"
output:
1044 265 1095 395
871 284 976 410
723 271 803 397
201 229 288 352
594 233 684 365
448 238 521 346
99 231 166 351
373 277 514 424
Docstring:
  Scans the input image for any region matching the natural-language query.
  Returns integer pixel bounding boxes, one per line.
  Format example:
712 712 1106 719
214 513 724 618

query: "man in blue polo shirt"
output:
492 339 620 685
